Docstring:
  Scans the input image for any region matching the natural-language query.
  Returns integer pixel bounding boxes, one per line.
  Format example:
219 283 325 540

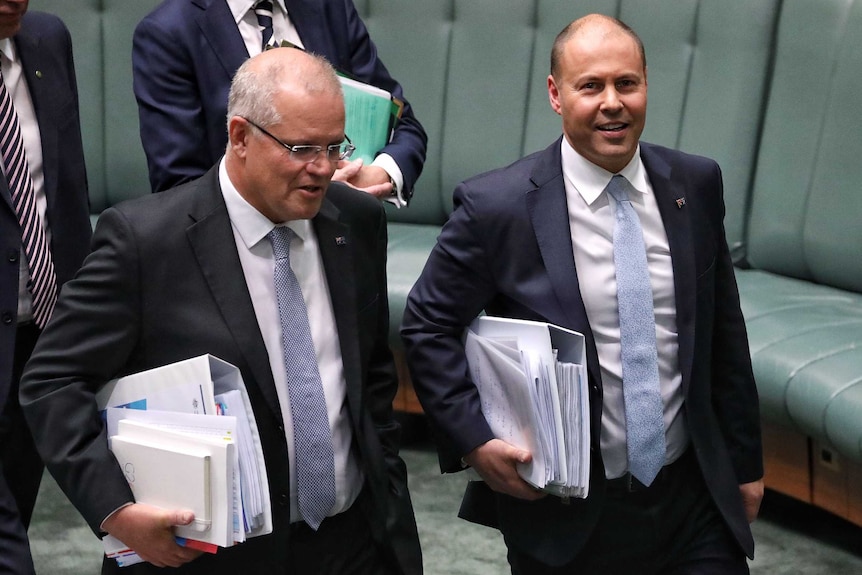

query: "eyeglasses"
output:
242 117 355 164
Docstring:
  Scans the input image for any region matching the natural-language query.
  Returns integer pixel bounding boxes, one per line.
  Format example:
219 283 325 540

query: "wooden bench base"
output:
392 348 424 414
759 420 862 528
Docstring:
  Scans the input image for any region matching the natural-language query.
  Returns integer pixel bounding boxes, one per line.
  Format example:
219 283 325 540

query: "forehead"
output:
561 26 643 75
271 89 345 140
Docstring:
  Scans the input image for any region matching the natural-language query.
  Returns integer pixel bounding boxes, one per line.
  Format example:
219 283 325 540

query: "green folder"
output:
338 74 402 164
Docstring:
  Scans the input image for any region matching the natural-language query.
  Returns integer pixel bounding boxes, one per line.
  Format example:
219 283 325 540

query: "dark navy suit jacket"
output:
0 10 90 572
133 0 427 199
0 12 90 415
402 138 763 566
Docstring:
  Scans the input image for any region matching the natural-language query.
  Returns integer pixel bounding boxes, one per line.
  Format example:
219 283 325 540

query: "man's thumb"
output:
170 510 195 526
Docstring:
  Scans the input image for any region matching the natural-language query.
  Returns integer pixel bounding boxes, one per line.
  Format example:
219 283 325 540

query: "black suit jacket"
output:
0 11 90 572
401 138 762 566
20 168 421 574
0 11 91 416
132 0 427 199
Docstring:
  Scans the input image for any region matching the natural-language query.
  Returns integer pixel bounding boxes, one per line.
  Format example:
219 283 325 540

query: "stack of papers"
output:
96 355 272 567
338 74 402 165
464 316 590 498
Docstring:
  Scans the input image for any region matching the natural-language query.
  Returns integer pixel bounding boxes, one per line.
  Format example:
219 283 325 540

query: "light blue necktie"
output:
269 226 336 530
606 175 666 486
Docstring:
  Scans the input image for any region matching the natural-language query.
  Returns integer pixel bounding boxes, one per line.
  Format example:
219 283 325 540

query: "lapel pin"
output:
675 197 686 208
35 70 42 79
335 236 347 246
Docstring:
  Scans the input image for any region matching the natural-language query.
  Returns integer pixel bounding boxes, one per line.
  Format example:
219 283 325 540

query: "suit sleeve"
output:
400 182 498 472
705 164 763 484
19 208 143 535
357 203 422 574
133 15 218 193
336 0 427 201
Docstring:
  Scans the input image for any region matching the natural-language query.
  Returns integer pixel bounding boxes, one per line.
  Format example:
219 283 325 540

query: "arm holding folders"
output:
464 316 590 499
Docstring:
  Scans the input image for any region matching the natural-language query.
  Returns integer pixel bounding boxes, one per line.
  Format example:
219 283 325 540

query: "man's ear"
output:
227 116 250 157
548 74 563 116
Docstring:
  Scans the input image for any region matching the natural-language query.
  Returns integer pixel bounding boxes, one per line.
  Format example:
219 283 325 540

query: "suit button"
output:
7 250 17 263
279 493 289 507
2 312 13 325
277 424 285 434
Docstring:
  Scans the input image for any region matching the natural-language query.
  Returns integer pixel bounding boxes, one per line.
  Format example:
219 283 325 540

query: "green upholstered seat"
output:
737 0 862 462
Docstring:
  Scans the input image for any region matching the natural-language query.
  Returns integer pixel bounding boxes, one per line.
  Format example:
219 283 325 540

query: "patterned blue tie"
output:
253 0 278 51
606 175 666 486
269 226 336 530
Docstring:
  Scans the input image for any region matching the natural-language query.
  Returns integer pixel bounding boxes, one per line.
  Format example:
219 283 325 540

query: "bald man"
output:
402 14 762 574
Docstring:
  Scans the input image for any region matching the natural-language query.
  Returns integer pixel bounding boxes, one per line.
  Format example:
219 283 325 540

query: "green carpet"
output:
27 432 862 574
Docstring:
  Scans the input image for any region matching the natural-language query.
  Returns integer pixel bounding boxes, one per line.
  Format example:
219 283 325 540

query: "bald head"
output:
226 47 343 132
550 14 646 80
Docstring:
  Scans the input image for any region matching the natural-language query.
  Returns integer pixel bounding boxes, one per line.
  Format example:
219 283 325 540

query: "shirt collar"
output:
227 0 288 25
218 158 312 250
0 38 16 65
560 137 649 206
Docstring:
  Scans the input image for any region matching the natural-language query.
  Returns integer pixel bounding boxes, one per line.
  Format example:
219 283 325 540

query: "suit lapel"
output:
526 139 602 383
641 144 696 395
2 27 47 214
285 0 328 56
194 0 250 78
312 200 362 418
185 169 283 420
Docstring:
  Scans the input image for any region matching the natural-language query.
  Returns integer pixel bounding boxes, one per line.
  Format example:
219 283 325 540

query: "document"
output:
465 316 590 498
338 74 402 165
108 433 213 535
98 355 273 566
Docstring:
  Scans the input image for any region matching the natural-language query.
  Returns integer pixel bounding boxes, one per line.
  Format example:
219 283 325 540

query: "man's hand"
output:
102 503 203 568
463 439 546 501
739 479 764 523
333 159 393 198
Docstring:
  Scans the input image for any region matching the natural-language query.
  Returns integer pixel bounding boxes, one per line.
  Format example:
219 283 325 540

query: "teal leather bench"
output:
732 0 862 523
30 0 862 526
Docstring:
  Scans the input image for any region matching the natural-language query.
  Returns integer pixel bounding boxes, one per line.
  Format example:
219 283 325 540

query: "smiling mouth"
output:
597 123 628 133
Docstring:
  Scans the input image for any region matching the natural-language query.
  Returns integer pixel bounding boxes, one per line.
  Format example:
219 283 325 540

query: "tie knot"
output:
268 226 295 261
605 174 630 204
254 0 274 11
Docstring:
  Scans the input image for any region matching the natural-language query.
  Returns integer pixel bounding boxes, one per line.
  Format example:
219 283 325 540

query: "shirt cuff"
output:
371 153 406 208
99 501 134 533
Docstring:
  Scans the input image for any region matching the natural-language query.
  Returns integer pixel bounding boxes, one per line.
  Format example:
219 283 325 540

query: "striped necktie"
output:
605 175 666 486
0 70 57 328
269 226 336 530
253 0 279 51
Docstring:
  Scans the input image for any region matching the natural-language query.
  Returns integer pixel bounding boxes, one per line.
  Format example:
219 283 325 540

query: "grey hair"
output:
226 49 343 130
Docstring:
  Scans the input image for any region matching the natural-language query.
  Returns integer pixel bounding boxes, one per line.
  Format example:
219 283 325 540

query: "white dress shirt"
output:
219 160 362 522
226 0 406 206
1 38 48 325
560 138 689 479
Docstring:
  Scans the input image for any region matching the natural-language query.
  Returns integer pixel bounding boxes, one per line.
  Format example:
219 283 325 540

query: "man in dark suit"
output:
20 47 421 574
133 0 426 206
402 14 763 574
0 2 91 572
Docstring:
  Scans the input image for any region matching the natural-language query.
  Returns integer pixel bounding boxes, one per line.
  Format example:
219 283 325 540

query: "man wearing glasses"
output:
20 47 421 574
